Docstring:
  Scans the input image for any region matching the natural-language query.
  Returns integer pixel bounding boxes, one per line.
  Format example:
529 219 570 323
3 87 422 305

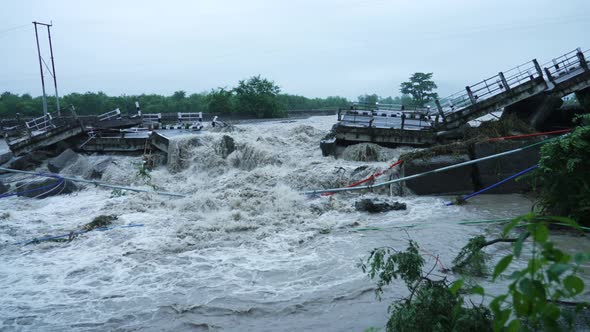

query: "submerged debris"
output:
341 143 381 162
355 199 407 213
0 181 9 195
453 196 467 205
16 178 78 199
83 215 118 231
47 149 80 173
216 135 236 159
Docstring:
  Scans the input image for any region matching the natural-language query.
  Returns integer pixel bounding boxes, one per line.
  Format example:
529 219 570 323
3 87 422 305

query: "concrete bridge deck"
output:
6 116 84 156
331 47 590 149
436 48 590 129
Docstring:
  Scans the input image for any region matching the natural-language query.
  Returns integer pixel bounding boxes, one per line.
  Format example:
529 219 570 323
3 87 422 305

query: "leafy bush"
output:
388 279 492 332
535 115 590 225
452 235 490 277
365 214 590 331
361 241 492 332
488 214 589 331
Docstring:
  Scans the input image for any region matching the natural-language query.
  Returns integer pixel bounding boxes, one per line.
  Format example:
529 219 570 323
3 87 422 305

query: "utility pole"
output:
33 21 60 116
33 21 48 117
46 22 60 116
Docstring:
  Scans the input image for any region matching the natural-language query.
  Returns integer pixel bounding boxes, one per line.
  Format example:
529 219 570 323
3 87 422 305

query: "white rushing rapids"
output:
0 116 585 331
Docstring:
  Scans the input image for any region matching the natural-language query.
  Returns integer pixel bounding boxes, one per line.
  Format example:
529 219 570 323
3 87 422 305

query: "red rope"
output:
421 248 447 271
488 128 571 142
322 160 404 196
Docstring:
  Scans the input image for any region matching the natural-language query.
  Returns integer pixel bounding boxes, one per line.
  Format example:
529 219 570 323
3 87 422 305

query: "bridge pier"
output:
502 93 563 130
575 87 590 112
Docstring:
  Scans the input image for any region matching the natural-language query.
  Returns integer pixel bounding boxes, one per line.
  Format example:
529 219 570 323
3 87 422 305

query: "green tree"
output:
0 100 8 116
188 93 208 113
171 90 188 112
206 88 234 115
234 75 284 118
379 95 414 107
172 90 186 100
276 94 349 110
400 72 438 107
358 94 379 106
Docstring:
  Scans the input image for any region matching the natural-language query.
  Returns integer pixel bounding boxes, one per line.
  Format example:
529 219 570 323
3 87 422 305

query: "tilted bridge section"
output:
327 47 590 151
435 47 590 130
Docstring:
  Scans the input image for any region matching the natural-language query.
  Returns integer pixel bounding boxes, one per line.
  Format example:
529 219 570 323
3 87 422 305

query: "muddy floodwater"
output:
1 116 588 331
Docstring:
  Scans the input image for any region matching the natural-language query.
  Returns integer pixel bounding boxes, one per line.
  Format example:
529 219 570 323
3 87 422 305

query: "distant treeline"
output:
1 73 441 119
0 77 427 120
0 90 349 119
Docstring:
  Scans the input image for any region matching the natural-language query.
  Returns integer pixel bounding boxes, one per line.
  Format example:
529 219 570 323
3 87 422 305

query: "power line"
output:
0 23 30 35
41 56 55 79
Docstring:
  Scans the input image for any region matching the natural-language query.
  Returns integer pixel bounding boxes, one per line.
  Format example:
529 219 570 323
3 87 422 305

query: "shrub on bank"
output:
535 114 590 225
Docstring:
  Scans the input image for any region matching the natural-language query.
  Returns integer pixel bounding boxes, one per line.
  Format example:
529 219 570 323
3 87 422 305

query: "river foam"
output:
1 115 584 331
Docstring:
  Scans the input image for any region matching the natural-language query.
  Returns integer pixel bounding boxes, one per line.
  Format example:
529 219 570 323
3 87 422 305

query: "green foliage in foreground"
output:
361 241 493 331
452 235 490 277
363 213 590 332
488 213 588 331
534 114 590 225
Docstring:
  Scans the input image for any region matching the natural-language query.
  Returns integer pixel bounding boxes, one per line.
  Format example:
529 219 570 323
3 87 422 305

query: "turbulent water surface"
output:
1 116 588 331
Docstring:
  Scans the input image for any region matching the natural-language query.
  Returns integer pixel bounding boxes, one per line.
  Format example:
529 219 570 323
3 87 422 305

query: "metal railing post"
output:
577 50 589 71
434 99 446 123
466 86 477 105
533 59 543 78
544 67 554 83
498 72 511 92
401 114 405 129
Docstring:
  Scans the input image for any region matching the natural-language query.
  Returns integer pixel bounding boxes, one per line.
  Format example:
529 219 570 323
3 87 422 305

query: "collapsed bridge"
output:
325 47 590 152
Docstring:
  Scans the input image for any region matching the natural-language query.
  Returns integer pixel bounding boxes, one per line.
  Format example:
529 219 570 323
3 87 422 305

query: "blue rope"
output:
0 172 65 199
446 164 539 206
15 224 144 245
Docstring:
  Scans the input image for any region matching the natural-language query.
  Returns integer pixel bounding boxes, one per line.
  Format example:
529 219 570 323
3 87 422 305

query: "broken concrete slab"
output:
0 181 9 195
47 149 79 173
355 199 406 213
90 157 113 179
402 154 474 195
0 151 12 165
217 135 236 159
16 178 78 199
2 153 44 172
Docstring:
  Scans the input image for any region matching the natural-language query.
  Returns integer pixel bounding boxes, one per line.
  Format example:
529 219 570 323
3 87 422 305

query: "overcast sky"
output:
0 0 588 100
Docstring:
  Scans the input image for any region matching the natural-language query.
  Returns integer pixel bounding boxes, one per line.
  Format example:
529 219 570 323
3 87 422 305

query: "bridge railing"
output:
543 48 585 80
26 114 54 133
341 109 433 130
98 108 121 121
352 102 430 112
142 113 162 123
438 90 472 115
177 112 202 123
436 58 543 120
469 59 541 103
502 60 542 89
469 74 507 102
